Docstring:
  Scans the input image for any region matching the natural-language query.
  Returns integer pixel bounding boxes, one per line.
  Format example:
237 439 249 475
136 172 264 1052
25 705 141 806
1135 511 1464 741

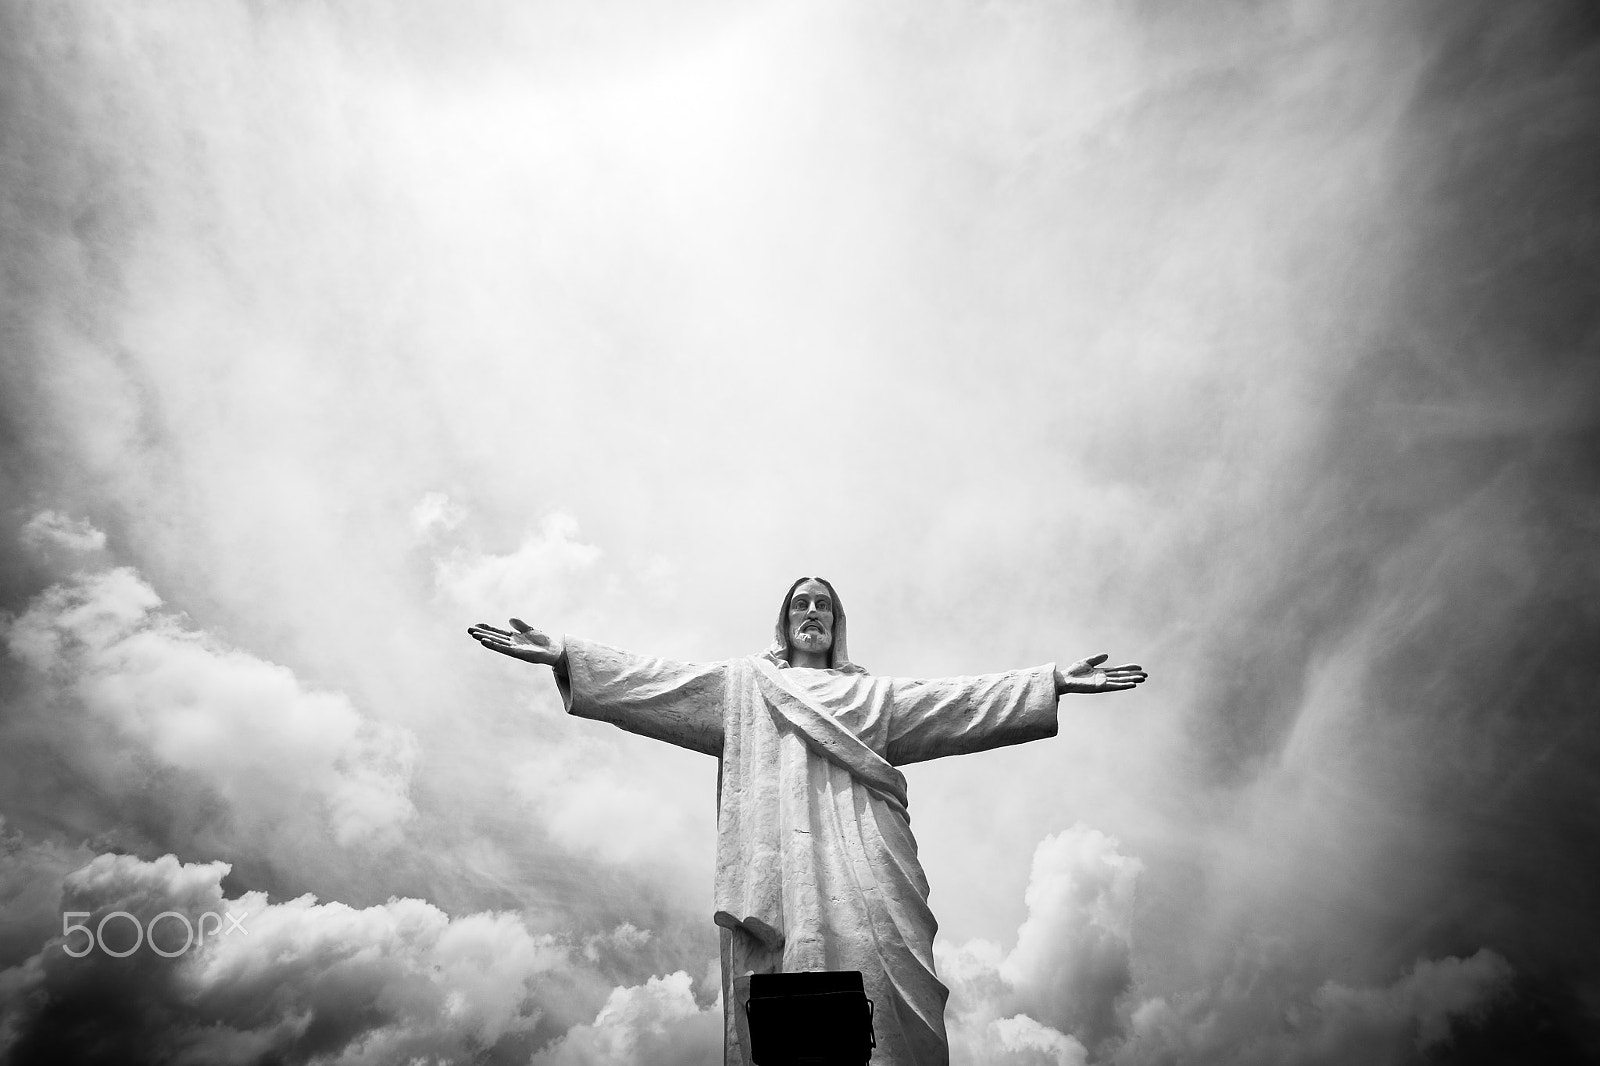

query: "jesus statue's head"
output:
775 575 845 669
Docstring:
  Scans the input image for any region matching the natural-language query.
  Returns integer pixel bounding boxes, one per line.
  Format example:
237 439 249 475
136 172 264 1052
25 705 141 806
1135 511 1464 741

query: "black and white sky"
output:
2 1 1597 1063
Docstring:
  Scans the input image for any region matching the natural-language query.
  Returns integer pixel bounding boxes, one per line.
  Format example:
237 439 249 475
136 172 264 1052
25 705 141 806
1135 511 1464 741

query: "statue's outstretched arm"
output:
467 618 567 674
1055 654 1147 695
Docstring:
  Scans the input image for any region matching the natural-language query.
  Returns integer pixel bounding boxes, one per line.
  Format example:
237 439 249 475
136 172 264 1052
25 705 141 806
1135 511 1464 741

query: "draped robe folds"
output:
556 637 1059 1066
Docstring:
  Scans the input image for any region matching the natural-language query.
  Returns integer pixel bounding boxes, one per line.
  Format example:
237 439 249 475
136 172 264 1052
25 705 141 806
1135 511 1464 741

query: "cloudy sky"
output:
2 0 1597 1063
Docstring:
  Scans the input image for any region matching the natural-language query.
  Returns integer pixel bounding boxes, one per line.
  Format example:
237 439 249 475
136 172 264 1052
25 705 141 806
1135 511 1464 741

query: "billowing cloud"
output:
529 971 722 1066
434 506 702 663
19 511 107 555
941 827 1132 1063
436 510 607 624
940 819 1145 1056
942 826 1517 1066
581 921 653 964
988 1015 1090 1066
0 853 561 1065
0 850 726 1066
1003 826 1141 1046
2 519 417 855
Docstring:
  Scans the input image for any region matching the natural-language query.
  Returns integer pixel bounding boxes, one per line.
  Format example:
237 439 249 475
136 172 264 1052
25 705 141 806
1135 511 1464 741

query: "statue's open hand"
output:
1057 653 1147 695
467 619 565 668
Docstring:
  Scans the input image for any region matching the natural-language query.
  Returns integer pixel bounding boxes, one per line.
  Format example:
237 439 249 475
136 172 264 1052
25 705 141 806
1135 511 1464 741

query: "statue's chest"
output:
787 675 893 749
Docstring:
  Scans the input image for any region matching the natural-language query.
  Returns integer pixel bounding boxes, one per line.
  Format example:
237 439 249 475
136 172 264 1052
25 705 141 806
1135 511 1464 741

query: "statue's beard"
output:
791 627 831 653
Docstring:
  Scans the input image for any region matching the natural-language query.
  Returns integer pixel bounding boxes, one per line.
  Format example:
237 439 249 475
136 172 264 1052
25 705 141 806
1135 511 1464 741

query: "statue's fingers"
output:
1103 680 1140 690
1107 663 1143 672
1087 652 1109 666
509 619 552 643
471 624 514 638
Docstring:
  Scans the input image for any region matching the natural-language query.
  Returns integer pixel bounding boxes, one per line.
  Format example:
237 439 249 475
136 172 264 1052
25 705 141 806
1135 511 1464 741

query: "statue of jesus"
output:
468 576 1146 1066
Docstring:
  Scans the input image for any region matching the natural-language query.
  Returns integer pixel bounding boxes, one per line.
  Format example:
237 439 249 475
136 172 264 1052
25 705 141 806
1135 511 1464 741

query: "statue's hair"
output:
771 575 849 670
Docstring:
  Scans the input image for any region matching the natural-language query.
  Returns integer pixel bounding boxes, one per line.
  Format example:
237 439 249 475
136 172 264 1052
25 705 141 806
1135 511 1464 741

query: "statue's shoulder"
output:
729 654 771 677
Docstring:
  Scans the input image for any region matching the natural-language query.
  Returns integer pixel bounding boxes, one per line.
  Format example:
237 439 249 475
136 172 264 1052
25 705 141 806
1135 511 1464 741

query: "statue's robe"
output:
557 637 1059 1066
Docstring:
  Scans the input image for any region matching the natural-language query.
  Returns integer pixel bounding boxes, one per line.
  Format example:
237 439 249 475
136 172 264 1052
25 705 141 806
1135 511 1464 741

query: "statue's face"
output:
787 579 835 659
